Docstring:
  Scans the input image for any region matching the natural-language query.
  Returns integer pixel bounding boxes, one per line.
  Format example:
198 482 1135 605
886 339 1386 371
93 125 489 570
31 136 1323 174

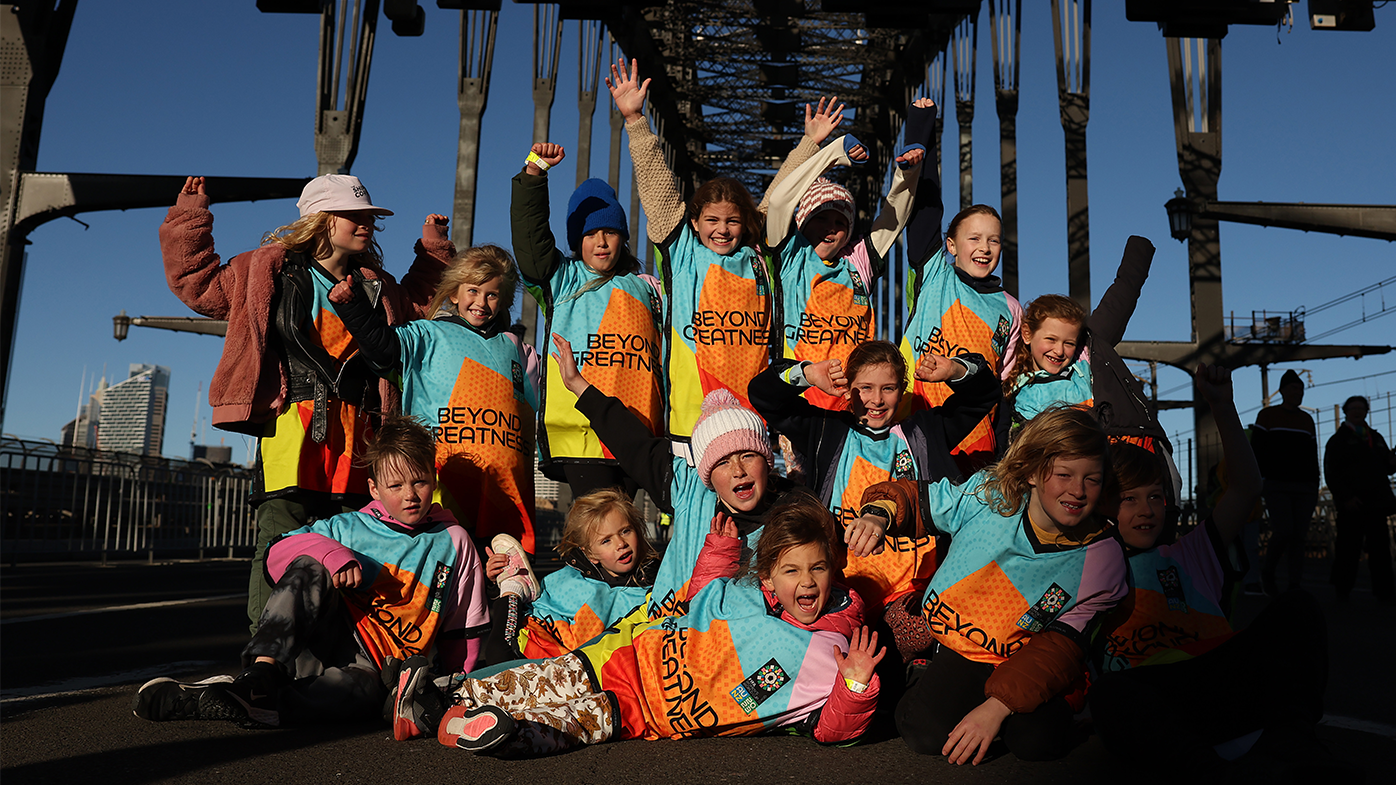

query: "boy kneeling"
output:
133 415 488 731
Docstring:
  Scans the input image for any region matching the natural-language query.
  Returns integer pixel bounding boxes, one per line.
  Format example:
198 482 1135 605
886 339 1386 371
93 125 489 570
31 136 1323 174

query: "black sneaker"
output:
393 655 447 741
131 675 234 721
204 661 287 728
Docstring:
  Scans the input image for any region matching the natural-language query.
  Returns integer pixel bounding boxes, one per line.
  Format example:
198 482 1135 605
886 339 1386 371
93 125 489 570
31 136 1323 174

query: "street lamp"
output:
113 310 131 341
1165 188 1191 242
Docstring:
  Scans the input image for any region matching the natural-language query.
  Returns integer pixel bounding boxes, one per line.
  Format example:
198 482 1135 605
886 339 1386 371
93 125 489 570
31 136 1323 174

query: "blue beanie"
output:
566 178 630 253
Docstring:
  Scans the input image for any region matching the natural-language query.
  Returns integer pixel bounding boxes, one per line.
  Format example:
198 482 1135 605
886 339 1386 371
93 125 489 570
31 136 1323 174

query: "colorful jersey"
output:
537 260 665 469
394 317 540 551
661 226 774 440
646 457 764 619
261 266 372 496
1096 521 1236 672
826 424 938 610
918 473 1127 666
777 236 877 411
280 503 488 668
574 577 862 740
1006 352 1095 426
518 565 650 659
900 247 1021 465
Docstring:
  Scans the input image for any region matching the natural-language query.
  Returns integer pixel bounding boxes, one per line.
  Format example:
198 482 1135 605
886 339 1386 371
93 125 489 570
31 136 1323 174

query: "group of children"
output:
135 54 1325 771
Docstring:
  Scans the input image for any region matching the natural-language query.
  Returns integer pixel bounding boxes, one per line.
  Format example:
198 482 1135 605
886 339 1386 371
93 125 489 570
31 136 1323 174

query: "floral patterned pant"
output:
452 653 617 755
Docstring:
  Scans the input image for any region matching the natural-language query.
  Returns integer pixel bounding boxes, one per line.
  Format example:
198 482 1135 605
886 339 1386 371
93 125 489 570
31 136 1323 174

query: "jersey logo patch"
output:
993 315 1011 353
893 449 916 480
849 268 869 306
511 361 525 401
751 257 769 297
730 658 789 715
429 562 452 614
1157 566 1189 613
1016 583 1071 633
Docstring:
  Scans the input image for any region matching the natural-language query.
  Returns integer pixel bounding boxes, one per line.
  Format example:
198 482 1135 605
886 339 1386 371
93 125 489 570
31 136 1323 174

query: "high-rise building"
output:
61 375 107 449
97 364 170 456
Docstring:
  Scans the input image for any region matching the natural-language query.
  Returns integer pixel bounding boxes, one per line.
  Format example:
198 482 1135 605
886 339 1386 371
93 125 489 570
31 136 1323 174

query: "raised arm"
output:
328 270 402 376
764 134 867 248
1198 363 1261 545
902 99 946 272
863 144 925 262
395 215 454 319
758 97 848 214
919 353 1002 449
1089 236 1156 347
748 358 847 453
510 142 569 286
608 56 686 243
160 177 238 319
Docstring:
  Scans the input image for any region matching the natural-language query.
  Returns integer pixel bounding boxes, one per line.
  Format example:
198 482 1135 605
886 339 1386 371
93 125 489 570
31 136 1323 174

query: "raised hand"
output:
804 96 847 145
550 333 592 397
912 97 936 110
834 626 885 686
896 147 925 168
422 213 449 242
1194 362 1234 408
804 358 850 399
915 354 964 384
848 144 870 163
844 513 888 558
709 511 739 539
180 176 206 196
606 56 650 123
527 142 566 175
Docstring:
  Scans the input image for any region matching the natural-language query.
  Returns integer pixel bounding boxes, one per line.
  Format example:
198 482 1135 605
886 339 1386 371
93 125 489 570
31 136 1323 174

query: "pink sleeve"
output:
1056 539 1128 637
438 528 490 671
813 673 881 743
265 532 358 584
999 294 1024 381
687 532 742 599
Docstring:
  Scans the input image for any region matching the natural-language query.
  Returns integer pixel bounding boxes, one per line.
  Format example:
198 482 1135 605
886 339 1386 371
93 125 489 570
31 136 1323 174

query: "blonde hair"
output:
359 413 436 482
263 212 385 269
557 488 657 568
427 244 519 320
977 405 1115 516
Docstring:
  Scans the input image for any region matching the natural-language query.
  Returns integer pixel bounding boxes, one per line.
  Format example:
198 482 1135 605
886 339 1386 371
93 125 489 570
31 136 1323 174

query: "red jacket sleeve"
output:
983 630 1085 714
686 532 742 600
813 672 881 743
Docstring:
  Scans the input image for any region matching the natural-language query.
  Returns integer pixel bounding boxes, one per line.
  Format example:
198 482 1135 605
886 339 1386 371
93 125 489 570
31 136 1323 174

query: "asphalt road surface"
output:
3 558 1392 784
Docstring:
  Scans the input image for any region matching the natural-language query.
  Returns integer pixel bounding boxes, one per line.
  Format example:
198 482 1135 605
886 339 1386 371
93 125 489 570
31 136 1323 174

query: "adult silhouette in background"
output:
1251 370 1319 595
1324 396 1396 603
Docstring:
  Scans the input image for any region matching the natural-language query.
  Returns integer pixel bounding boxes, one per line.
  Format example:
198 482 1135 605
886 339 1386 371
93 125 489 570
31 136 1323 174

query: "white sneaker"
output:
490 533 540 603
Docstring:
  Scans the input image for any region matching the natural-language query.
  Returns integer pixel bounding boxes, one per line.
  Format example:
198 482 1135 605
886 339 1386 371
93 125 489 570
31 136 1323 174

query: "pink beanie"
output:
691 389 775 488
795 177 856 232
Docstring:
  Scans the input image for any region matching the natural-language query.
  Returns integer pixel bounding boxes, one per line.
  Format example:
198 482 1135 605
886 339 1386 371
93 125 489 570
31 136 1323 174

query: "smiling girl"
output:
858 407 1126 764
331 245 540 552
160 174 448 630
608 56 778 445
749 340 1000 614
512 141 663 500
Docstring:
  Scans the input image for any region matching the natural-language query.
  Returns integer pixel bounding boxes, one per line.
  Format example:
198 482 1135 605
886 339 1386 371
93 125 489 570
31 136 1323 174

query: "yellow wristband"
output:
525 151 551 172
843 677 869 694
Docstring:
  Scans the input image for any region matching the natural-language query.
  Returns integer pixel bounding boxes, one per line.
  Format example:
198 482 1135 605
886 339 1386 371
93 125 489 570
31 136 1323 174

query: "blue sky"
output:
7 2 1394 488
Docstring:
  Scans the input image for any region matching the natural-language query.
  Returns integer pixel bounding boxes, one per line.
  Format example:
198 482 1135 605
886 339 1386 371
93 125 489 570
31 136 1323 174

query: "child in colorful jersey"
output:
612 57 841 446
1090 365 1329 770
854 407 1127 763
899 122 1022 470
550 334 889 620
764 99 932 411
329 245 541 553
512 141 664 499
749 340 1000 618
428 493 885 755
481 489 660 666
159 174 448 631
132 415 488 733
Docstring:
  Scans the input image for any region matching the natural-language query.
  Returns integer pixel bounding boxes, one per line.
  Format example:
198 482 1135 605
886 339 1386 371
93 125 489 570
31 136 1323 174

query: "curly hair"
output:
1008 294 1088 382
263 212 385 269
688 177 762 252
977 405 1115 516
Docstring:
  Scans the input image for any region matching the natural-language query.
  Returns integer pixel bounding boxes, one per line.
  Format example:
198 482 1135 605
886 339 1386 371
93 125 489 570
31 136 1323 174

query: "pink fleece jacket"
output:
159 192 451 434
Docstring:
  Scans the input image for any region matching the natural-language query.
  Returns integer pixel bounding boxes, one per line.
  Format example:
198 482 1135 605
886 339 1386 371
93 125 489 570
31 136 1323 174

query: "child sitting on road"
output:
427 493 884 756
482 489 660 666
132 415 489 733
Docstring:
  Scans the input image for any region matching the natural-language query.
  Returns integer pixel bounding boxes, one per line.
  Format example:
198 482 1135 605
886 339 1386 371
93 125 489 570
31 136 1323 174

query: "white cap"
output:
296 174 394 218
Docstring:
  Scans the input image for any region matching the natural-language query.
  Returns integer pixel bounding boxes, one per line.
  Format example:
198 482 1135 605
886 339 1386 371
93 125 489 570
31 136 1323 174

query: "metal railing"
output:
1 437 255 562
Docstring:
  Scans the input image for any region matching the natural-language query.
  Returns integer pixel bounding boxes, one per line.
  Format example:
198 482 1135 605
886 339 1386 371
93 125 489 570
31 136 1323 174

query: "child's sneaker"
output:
491 534 540 603
203 660 287 728
439 704 515 753
393 656 448 741
131 675 234 721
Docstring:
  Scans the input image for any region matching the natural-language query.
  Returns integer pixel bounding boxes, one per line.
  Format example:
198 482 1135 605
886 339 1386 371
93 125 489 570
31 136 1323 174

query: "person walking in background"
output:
1250 370 1320 596
1324 395 1396 604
